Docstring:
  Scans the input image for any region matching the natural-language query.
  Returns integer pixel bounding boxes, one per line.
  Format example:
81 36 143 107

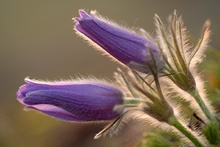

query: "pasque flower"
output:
74 10 164 74
17 78 124 121
16 9 220 146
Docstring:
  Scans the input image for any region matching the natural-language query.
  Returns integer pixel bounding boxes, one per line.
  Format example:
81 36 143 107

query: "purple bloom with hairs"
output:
17 78 124 121
74 10 164 73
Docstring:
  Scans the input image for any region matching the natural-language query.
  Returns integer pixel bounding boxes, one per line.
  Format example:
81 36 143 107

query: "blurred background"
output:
1 0 220 147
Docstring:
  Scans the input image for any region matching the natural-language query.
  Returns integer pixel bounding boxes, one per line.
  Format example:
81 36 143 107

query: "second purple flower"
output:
74 10 164 74
17 78 124 122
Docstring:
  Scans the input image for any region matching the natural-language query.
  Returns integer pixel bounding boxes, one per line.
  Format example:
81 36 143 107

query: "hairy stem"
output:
169 117 205 147
190 89 215 121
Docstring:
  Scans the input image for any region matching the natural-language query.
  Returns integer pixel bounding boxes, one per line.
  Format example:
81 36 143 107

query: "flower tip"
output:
78 9 90 19
16 84 27 104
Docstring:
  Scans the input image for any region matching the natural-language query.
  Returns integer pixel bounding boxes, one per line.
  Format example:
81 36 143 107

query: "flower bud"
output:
17 78 124 121
74 10 164 74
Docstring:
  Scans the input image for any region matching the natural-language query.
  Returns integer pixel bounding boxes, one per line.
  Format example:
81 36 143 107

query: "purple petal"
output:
74 10 164 73
79 9 91 19
17 78 124 122
26 104 82 121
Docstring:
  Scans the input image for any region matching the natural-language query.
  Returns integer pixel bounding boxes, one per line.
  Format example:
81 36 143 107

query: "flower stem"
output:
169 117 204 147
190 89 215 121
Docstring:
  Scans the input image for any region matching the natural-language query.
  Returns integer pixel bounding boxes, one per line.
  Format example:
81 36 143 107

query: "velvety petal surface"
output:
74 10 164 73
17 78 124 121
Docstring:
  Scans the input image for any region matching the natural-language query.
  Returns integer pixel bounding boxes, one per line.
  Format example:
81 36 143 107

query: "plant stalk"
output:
190 89 215 121
169 117 205 147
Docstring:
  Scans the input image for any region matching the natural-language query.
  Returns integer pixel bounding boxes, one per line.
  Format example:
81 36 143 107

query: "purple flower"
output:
74 10 164 73
17 78 124 121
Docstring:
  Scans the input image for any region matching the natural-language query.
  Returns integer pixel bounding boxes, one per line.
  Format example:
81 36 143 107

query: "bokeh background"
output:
1 1 220 147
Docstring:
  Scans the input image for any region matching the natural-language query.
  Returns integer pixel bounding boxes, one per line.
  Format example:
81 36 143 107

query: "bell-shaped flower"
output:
74 10 164 74
17 78 124 121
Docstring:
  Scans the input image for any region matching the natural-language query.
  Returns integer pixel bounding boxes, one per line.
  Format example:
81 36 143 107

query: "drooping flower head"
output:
17 78 124 121
74 10 164 74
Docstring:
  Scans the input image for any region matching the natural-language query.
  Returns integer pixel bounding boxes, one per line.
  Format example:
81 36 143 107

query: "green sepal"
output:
202 120 220 145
